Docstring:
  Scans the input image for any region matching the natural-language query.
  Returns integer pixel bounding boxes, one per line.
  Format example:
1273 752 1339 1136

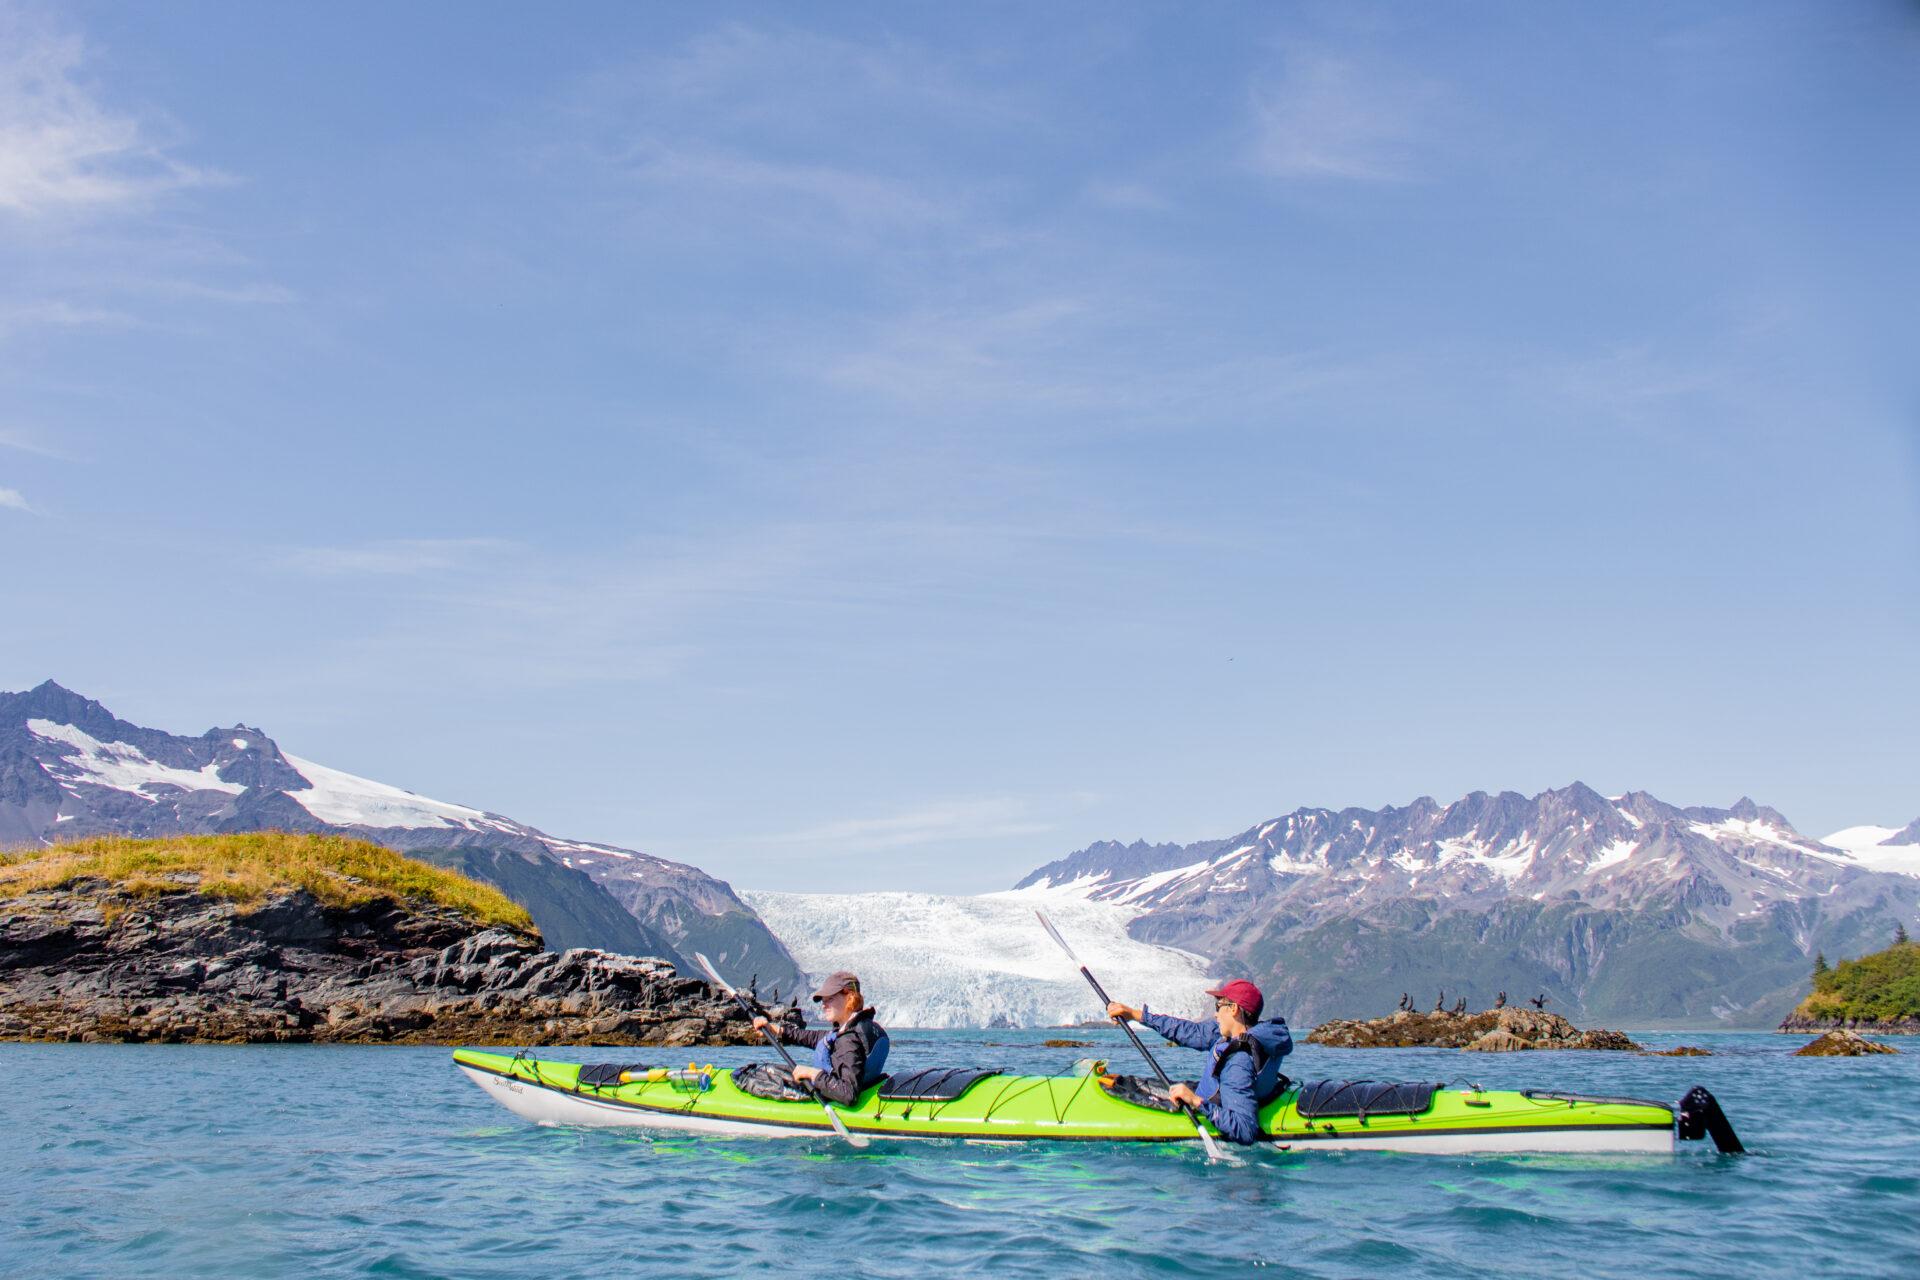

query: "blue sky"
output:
3 1 1915 893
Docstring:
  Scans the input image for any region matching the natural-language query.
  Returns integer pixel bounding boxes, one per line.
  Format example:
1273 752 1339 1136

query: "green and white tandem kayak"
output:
452 1051 1743 1155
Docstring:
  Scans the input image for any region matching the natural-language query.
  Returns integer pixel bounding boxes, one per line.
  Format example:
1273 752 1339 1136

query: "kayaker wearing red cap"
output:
753 971 891 1106
1105 979 1292 1145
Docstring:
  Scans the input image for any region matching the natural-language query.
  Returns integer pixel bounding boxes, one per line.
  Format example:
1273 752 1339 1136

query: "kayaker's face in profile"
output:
1214 999 1251 1037
820 990 861 1028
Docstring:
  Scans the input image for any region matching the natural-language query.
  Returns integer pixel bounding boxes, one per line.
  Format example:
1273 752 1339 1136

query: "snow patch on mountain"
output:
1690 817 1801 849
1822 825 1920 877
30 720 243 797
1116 860 1212 903
740 888 1211 1029
280 753 499 831
1587 837 1638 872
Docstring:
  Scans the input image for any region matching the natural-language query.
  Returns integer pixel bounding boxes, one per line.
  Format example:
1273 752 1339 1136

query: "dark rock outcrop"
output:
1307 1005 1642 1052
0 877 798 1046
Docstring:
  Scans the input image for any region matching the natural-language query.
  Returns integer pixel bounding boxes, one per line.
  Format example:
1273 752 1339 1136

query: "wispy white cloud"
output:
545 23 1023 255
1247 47 1439 182
0 486 32 512
765 798 1058 851
0 299 133 336
0 425 70 458
809 292 1365 427
147 278 295 306
0 8 218 217
614 142 959 240
1083 179 1171 212
285 538 517 577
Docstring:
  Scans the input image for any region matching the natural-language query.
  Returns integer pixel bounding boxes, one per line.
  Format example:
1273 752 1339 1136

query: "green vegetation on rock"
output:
1790 937 1920 1024
0 833 535 935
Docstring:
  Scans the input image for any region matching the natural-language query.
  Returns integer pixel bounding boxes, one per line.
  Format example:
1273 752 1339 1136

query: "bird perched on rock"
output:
1530 993 1550 1010
1494 991 1507 1009
1434 990 1445 1012
1398 992 1410 1011
1452 997 1466 1015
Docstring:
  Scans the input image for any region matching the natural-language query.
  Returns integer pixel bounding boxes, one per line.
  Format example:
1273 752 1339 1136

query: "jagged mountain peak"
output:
3 680 139 741
1010 782 1920 1028
1021 781 1892 911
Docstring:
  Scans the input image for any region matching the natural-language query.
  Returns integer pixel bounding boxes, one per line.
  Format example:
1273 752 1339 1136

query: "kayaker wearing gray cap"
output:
752 971 892 1106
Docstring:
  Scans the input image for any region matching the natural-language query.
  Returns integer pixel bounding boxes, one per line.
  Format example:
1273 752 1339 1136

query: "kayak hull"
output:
459 1063 821 1137
454 1051 1683 1155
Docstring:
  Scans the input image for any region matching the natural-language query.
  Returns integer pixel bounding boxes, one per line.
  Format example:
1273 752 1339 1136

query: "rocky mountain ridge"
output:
1017 783 1920 1028
0 682 802 993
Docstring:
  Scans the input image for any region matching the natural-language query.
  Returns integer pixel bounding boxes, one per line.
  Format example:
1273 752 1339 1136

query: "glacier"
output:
739 888 1214 1029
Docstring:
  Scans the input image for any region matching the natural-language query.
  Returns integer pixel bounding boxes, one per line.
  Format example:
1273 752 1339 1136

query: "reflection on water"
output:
5 1030 1918 1279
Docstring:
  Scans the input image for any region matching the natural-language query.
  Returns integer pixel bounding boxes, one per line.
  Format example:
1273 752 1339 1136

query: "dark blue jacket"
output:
1140 1011 1292 1145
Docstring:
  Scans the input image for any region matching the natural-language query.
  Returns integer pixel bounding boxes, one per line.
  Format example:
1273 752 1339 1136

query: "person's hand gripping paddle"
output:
1034 911 1234 1164
693 952 868 1148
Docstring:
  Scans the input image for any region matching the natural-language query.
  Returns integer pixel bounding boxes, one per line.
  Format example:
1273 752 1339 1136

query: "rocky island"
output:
1792 1030 1899 1056
1308 1004 1642 1052
0 833 794 1046
1777 931 1919 1036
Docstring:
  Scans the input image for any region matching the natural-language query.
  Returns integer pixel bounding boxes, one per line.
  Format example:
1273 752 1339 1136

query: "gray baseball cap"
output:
810 971 861 1002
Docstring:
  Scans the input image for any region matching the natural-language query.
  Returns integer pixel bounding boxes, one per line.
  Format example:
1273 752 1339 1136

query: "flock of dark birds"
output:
1396 990 1552 1013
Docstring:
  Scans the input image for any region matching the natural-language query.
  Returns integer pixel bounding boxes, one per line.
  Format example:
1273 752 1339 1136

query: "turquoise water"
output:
7 1030 1917 1279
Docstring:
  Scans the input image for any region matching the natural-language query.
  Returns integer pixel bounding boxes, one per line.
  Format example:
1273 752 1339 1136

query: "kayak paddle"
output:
693 951 868 1148
1034 910 1233 1163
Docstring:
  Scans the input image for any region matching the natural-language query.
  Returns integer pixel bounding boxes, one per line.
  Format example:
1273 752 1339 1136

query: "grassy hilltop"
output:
1788 934 1920 1025
0 832 536 936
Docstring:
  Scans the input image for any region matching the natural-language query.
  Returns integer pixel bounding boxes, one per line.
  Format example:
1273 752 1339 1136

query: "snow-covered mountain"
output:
742 888 1212 1029
0 681 802 991
1018 785 1920 923
1820 822 1920 877
1018 783 1920 1028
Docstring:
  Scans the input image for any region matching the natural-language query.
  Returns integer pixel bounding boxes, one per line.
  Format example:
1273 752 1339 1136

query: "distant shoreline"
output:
1776 1016 1917 1036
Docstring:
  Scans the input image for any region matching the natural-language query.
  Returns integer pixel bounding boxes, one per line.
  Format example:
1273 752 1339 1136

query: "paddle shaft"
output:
721 986 802 1070
1071 965 1182 1092
1033 912 1230 1161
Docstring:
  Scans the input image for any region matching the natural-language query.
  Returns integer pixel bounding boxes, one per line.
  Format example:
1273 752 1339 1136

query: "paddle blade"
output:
692 951 735 996
821 1104 868 1147
1034 910 1081 965
1193 1117 1232 1164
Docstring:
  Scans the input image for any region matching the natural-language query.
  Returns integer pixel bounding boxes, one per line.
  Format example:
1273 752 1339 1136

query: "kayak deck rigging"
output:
452 1049 1741 1155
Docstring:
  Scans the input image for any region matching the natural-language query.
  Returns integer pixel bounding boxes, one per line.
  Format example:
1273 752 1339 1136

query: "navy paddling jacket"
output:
1139 1010 1292 1145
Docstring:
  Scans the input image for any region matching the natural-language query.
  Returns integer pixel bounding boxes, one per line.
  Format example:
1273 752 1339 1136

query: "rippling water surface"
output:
7 1031 1917 1278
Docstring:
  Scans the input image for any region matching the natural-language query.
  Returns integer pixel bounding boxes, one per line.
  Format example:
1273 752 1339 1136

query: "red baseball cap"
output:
1206 979 1264 1020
